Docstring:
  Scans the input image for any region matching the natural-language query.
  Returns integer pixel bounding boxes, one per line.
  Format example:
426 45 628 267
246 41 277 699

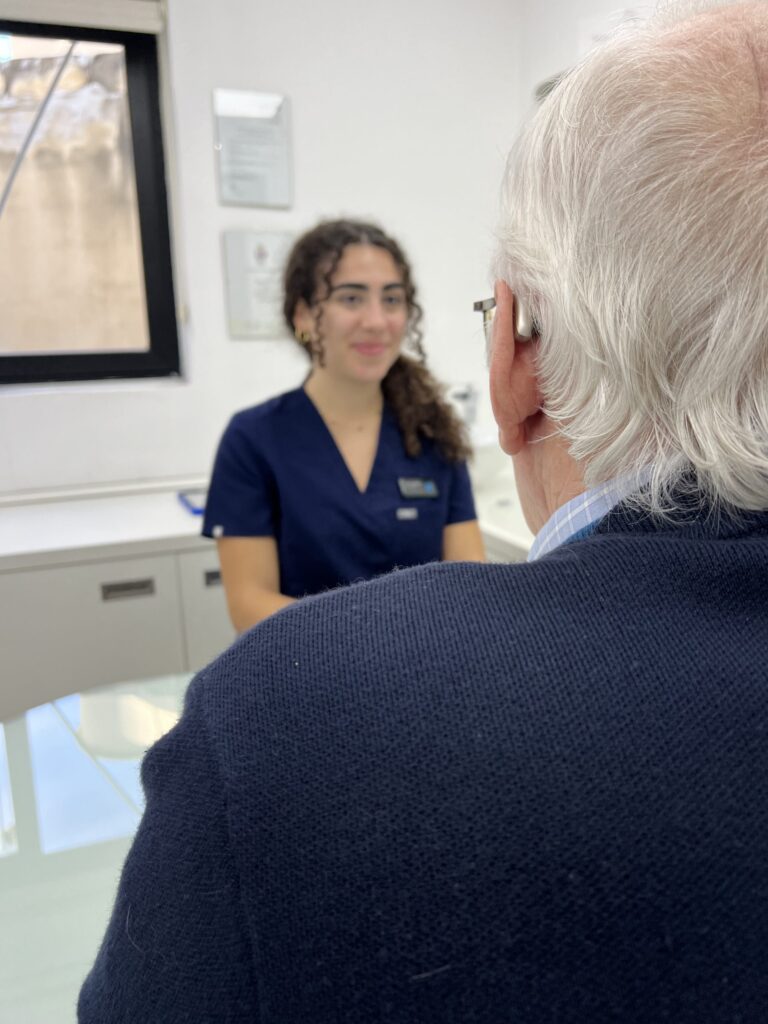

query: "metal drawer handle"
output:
101 578 156 601
204 569 222 587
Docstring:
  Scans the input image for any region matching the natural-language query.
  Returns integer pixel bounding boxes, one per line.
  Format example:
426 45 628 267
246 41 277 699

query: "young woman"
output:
203 219 484 631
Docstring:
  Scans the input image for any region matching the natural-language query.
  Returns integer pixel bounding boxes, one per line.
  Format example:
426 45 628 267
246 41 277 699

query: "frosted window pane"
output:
0 35 149 355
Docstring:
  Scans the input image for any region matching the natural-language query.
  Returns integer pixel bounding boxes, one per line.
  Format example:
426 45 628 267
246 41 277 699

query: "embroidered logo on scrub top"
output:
396 507 419 521
397 477 439 499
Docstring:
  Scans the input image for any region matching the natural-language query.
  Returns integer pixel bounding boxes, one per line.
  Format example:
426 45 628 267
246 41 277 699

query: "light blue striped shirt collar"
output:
528 473 647 561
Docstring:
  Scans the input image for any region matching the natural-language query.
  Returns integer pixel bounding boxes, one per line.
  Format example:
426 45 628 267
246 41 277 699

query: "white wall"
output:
0 0 524 498
520 0 652 106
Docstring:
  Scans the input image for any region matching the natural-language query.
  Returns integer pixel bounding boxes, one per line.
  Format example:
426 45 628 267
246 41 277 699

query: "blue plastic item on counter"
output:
177 489 207 515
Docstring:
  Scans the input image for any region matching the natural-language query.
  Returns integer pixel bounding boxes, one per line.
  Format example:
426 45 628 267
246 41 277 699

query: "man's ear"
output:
489 282 541 456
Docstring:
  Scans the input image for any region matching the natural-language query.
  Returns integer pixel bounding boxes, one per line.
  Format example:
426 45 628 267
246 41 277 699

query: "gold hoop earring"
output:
295 330 312 344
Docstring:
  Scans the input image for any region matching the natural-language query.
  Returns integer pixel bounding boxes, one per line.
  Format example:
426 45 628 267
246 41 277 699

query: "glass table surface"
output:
0 674 192 1024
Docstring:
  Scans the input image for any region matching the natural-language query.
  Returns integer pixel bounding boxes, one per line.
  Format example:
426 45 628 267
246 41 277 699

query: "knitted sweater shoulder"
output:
79 509 768 1023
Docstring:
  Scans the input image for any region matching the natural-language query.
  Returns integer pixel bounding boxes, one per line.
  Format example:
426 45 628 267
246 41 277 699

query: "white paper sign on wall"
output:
213 89 293 209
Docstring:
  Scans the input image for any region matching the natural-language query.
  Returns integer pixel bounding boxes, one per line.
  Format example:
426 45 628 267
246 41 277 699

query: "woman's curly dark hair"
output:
283 218 471 463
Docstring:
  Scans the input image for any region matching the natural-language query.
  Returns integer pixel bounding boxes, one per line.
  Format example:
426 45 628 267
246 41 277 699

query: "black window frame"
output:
0 18 180 384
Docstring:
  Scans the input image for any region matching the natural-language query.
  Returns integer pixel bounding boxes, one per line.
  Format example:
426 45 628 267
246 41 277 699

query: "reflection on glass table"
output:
0 674 192 1024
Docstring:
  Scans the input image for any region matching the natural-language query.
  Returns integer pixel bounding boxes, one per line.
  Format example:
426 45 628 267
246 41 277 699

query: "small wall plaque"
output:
214 88 293 208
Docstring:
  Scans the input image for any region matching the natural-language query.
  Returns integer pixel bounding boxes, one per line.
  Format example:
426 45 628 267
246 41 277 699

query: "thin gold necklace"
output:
326 411 381 433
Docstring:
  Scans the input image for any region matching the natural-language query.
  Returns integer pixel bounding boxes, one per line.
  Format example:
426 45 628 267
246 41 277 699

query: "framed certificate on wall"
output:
221 230 294 339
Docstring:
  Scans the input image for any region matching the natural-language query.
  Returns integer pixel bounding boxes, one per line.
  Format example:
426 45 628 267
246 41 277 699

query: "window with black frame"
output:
0 19 179 384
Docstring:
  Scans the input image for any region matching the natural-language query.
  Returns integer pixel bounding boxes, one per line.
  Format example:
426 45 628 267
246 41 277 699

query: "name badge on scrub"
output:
397 477 439 499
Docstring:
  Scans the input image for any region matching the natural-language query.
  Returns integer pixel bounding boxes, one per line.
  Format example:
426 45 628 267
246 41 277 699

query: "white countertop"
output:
473 467 534 559
0 467 533 574
0 490 208 572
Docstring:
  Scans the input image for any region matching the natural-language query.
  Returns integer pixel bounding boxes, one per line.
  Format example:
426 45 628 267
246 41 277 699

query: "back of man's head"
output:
497 0 768 515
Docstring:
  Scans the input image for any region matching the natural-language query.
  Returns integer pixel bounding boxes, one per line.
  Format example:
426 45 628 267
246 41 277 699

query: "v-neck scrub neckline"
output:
298 387 384 497
203 388 477 598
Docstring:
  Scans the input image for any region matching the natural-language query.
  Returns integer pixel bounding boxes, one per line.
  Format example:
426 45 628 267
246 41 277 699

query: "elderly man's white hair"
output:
496 0 768 515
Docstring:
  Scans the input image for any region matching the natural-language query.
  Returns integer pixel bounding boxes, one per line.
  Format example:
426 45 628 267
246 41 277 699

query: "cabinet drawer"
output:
177 549 235 672
0 555 185 719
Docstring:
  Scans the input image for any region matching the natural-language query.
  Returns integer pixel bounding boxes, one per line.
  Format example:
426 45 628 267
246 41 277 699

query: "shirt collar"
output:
528 473 646 561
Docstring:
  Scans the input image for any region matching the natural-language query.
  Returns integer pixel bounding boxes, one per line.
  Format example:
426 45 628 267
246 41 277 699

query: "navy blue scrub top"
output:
202 388 477 598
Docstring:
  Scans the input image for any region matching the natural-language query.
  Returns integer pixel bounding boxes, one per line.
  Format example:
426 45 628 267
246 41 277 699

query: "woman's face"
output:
297 244 409 384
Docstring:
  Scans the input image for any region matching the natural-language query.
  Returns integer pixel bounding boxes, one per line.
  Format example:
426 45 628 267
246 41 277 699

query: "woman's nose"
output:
361 299 388 329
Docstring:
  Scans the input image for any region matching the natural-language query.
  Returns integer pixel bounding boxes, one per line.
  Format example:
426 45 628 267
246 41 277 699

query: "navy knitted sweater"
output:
79 504 768 1022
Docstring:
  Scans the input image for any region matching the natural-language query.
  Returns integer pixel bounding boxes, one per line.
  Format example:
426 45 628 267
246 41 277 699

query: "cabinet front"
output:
0 555 186 719
177 549 236 672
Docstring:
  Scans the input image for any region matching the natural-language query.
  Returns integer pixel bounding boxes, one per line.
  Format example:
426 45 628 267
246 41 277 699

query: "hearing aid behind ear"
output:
515 299 535 341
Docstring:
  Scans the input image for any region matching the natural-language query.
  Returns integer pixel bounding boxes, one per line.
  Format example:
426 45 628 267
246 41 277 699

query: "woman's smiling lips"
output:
352 342 389 356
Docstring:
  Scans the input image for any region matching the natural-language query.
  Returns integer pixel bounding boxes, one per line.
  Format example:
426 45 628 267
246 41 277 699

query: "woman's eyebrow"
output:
329 282 405 292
